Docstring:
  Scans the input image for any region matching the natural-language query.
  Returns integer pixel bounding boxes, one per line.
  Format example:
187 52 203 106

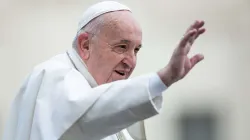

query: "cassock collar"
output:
67 48 146 140
66 48 98 88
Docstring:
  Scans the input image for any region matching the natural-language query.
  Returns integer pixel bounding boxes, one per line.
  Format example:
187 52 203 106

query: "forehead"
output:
100 11 142 45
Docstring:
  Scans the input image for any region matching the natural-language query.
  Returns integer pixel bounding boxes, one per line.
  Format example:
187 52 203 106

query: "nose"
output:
122 52 136 70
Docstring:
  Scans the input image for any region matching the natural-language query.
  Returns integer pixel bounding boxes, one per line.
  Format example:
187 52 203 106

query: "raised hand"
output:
158 20 206 87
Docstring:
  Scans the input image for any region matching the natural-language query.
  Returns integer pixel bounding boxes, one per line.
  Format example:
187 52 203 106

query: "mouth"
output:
115 70 126 76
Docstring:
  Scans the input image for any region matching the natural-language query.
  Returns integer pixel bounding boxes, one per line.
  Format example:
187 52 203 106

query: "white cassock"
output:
3 1 168 140
2 48 167 140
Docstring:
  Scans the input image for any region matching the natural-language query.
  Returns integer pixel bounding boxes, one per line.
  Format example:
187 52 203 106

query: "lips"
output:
115 70 126 76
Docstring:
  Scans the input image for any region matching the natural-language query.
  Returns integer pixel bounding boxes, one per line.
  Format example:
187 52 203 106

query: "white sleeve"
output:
146 73 167 115
149 73 167 98
30 68 167 140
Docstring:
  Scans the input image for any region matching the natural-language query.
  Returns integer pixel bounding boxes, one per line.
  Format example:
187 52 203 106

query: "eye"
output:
119 45 127 49
134 47 140 54
113 44 128 54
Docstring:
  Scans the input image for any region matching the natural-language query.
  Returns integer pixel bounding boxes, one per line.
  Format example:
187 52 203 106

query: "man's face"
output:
79 11 142 85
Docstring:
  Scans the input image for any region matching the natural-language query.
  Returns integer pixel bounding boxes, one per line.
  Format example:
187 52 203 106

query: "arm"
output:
32 68 166 140
32 20 206 140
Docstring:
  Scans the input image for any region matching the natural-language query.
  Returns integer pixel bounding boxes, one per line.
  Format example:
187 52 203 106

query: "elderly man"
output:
3 1 205 140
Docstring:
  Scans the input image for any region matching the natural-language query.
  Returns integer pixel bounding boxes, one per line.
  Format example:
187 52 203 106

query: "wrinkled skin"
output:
77 11 142 85
77 10 206 86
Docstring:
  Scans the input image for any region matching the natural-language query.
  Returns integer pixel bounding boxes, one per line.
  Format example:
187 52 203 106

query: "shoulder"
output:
34 53 72 72
27 52 84 81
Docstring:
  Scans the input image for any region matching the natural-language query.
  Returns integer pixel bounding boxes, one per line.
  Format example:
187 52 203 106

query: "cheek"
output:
99 52 124 70
109 54 124 68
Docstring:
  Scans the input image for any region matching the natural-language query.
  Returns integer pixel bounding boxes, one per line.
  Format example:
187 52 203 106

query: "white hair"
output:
72 15 105 51
72 10 132 51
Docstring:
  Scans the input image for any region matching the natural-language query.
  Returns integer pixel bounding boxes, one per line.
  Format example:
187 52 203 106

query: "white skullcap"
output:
76 1 131 32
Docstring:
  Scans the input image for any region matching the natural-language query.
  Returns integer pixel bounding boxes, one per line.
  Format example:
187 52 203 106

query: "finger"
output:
190 54 204 68
189 28 206 44
184 21 205 46
179 29 197 48
195 28 206 38
196 20 205 29
198 28 206 34
186 20 205 33
186 21 199 32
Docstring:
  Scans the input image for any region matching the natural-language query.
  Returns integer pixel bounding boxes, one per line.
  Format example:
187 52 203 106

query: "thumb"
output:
190 54 204 68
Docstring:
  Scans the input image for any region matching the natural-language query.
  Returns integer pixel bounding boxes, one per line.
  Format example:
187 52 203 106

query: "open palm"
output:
158 20 206 86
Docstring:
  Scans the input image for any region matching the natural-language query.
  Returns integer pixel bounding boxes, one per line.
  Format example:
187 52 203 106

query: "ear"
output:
77 32 90 60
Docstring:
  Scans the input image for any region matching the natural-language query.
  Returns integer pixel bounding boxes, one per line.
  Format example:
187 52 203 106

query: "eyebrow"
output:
119 39 142 48
119 39 130 44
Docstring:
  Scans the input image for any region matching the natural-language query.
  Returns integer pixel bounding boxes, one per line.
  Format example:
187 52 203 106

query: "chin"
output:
106 73 130 83
113 78 126 81
111 77 127 82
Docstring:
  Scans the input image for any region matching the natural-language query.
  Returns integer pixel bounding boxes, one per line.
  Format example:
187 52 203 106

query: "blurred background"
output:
0 0 249 140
